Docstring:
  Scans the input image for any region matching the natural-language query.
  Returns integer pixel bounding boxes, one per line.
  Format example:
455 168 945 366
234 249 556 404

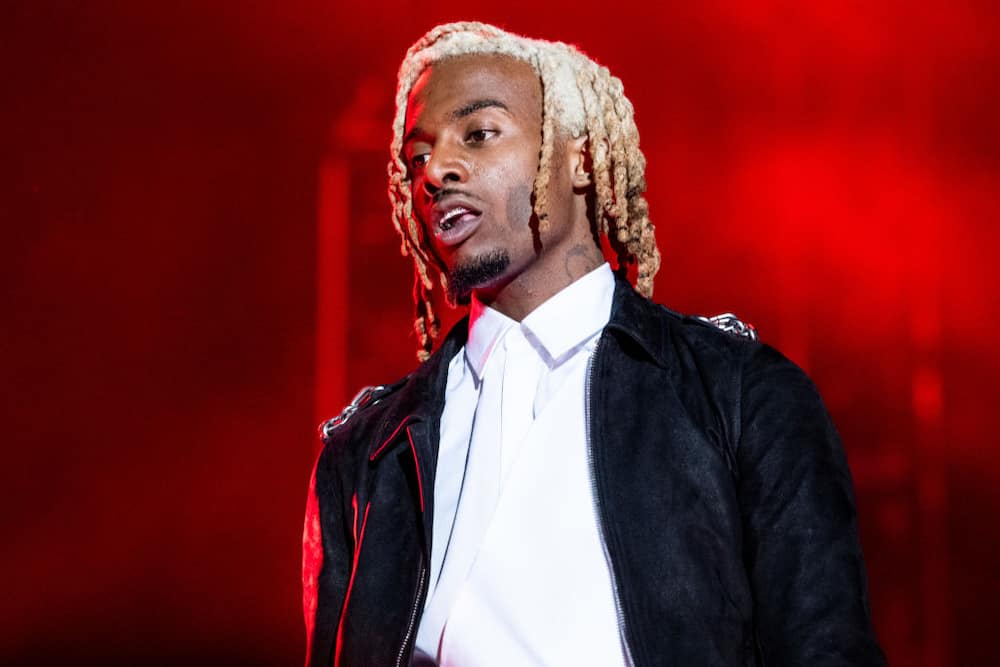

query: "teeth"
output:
439 207 469 231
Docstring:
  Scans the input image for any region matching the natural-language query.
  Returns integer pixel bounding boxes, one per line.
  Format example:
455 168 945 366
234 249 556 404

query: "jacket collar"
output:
365 319 467 547
367 315 467 461
605 275 673 369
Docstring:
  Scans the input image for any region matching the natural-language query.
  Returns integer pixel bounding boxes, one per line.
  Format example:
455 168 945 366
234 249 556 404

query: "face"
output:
403 54 597 311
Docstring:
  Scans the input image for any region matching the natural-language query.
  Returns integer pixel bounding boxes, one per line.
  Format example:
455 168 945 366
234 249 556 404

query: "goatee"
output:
447 250 510 304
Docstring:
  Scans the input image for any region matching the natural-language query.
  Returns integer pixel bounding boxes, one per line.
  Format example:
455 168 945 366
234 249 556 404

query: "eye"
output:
466 128 497 144
409 153 430 170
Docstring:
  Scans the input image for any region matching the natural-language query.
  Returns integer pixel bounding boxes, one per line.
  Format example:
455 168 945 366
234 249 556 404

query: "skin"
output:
403 54 604 321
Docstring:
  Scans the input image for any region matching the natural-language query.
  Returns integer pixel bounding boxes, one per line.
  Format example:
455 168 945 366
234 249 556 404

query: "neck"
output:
474 242 604 321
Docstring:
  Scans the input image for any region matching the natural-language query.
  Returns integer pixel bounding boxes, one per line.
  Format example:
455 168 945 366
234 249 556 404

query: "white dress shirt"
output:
415 263 628 666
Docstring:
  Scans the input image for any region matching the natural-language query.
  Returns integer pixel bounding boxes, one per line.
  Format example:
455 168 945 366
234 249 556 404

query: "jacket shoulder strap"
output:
692 312 759 341
319 381 406 439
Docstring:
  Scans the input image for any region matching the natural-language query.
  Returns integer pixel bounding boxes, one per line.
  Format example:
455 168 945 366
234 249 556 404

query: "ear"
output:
567 135 592 189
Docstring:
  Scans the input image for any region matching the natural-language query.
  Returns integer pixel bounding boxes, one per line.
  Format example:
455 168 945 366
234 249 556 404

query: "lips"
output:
429 199 483 247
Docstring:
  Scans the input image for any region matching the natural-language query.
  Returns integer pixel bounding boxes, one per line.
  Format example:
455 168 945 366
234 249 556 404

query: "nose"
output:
422 144 468 197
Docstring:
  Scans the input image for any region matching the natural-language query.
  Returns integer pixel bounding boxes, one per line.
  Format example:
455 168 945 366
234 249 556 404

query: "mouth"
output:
430 200 483 247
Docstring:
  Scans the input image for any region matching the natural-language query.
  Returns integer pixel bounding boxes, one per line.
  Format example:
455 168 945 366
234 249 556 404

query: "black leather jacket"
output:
303 279 886 666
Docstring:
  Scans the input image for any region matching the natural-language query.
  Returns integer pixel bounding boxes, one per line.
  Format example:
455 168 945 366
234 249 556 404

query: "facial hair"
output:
447 249 510 304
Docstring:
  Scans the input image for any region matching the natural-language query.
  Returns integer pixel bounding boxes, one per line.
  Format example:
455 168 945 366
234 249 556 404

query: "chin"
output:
446 249 511 304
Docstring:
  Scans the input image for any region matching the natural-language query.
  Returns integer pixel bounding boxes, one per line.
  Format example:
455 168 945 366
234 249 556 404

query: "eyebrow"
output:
403 98 511 145
448 98 509 121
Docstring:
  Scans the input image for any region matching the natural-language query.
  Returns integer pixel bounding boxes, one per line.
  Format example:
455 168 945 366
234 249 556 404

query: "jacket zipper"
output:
585 335 637 667
395 561 428 667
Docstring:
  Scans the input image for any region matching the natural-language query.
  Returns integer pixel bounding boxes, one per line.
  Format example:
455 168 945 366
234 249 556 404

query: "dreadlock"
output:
389 22 660 361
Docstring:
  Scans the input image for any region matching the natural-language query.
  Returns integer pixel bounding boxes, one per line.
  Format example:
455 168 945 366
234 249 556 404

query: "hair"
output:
389 21 660 361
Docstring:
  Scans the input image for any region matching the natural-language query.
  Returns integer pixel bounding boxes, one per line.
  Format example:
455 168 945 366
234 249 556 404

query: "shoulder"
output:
315 316 466 465
631 293 815 408
314 374 414 474
318 380 407 441
647 299 798 381
647 302 838 469
668 307 760 358
639 293 763 370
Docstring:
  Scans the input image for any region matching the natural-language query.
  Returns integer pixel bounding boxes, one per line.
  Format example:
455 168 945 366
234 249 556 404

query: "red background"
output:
4 2 998 665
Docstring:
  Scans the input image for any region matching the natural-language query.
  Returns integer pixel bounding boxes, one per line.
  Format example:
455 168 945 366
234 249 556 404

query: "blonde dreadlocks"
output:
389 22 660 361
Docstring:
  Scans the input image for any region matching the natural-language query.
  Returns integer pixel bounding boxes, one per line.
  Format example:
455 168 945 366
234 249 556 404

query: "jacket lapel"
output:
366 316 469 552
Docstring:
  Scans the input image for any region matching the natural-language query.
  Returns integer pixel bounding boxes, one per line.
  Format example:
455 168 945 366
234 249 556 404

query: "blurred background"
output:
3 1 998 665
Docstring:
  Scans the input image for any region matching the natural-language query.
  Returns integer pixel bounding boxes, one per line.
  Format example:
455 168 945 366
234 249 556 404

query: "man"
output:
303 22 886 666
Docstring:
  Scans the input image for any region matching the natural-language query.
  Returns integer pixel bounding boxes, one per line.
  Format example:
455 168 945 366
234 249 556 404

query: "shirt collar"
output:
465 296 517 381
465 263 614 378
521 262 614 365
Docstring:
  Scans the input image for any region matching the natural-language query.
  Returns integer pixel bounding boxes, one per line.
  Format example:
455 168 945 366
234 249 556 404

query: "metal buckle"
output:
696 313 759 341
320 384 387 438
